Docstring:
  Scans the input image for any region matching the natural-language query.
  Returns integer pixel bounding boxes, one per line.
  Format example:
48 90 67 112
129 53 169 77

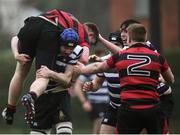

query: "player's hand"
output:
73 62 85 75
15 54 32 65
72 62 85 81
89 54 102 62
98 34 102 40
82 81 93 92
158 74 165 83
82 101 92 112
36 65 52 78
2 105 16 125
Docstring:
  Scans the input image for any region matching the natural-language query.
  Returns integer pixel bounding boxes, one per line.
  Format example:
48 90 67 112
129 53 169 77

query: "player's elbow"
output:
162 68 175 85
11 36 18 42
169 75 175 84
11 36 18 48
165 74 175 85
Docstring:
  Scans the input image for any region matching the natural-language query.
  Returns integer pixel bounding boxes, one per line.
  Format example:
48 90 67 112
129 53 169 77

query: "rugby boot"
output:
21 93 35 126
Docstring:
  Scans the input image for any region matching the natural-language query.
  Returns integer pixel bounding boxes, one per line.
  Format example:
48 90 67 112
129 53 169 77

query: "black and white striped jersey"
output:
98 54 121 109
46 45 83 91
97 71 121 109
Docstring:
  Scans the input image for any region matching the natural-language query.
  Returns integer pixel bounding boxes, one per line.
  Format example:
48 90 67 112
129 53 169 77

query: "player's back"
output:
111 43 168 109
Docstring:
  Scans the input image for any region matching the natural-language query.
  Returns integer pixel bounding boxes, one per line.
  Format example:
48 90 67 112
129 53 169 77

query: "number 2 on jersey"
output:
127 54 151 76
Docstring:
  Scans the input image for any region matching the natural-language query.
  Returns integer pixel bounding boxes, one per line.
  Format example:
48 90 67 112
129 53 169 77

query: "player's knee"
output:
55 122 73 134
30 129 51 134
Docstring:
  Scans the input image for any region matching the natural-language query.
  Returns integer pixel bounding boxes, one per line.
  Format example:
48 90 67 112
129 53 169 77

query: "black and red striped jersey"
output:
40 9 89 48
106 43 170 109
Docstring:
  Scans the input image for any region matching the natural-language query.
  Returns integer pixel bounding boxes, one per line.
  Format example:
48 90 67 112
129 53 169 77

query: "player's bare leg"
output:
9 62 32 106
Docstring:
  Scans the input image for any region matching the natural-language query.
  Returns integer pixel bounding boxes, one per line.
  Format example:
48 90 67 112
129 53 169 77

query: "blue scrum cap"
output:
60 28 79 47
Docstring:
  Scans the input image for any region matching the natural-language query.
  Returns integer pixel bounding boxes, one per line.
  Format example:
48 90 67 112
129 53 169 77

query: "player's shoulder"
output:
146 41 157 52
67 45 83 64
72 45 83 56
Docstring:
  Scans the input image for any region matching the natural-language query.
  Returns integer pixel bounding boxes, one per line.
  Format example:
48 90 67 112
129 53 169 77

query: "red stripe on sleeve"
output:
77 23 89 48
161 59 169 73
46 9 68 28
106 56 115 68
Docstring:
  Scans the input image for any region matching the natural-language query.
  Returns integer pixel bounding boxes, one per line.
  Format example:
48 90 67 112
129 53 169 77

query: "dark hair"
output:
84 22 99 45
120 19 140 30
108 31 123 45
127 24 147 42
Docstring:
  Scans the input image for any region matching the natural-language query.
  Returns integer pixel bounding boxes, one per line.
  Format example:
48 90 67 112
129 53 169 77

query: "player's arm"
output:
36 65 74 87
161 67 175 85
79 46 89 64
99 34 122 54
11 36 19 58
50 64 74 86
160 55 175 85
74 61 111 75
83 75 105 92
11 36 31 65
92 75 105 90
74 79 92 111
74 79 87 104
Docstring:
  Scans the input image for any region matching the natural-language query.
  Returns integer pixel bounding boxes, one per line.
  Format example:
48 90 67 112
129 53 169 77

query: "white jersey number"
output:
127 54 151 76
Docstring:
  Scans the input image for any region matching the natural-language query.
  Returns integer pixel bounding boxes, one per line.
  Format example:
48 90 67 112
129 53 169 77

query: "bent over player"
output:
2 9 89 127
25 28 82 134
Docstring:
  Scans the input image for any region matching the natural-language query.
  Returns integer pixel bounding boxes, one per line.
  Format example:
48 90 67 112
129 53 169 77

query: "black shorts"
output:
101 104 118 127
158 93 174 133
17 17 63 70
31 91 72 130
117 103 163 134
160 93 174 119
88 103 108 121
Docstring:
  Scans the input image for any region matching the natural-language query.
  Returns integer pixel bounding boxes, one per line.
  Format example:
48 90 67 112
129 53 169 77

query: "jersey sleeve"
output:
67 13 90 48
97 72 105 77
106 53 120 68
42 9 90 48
77 22 90 48
146 41 157 52
157 82 170 95
67 45 83 65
